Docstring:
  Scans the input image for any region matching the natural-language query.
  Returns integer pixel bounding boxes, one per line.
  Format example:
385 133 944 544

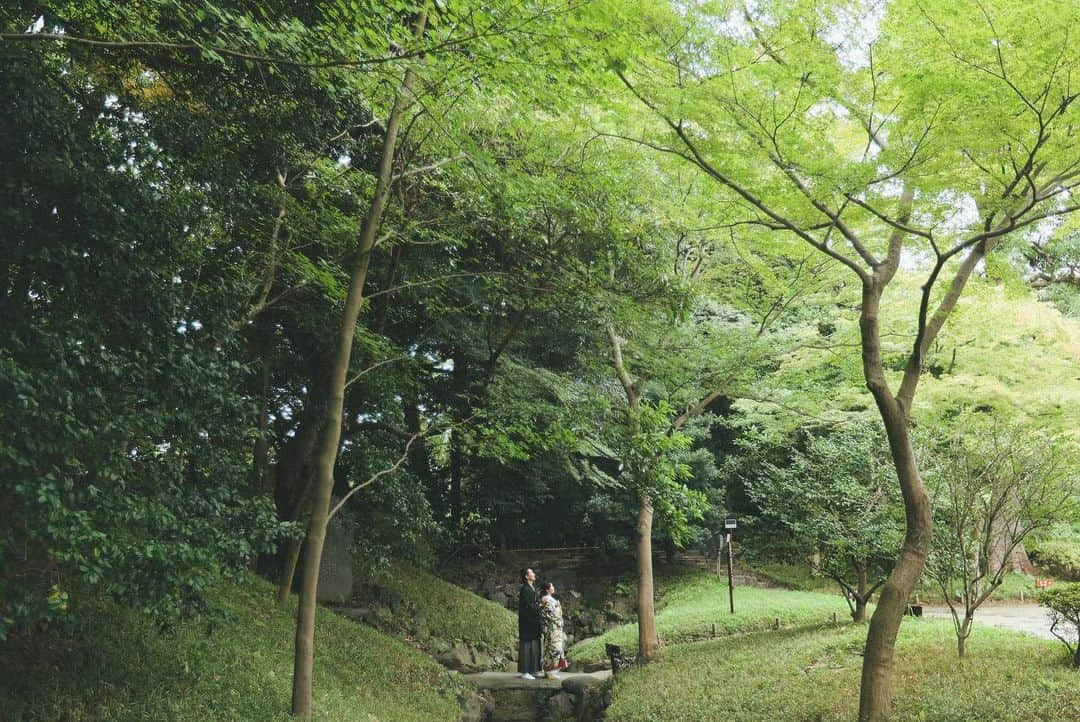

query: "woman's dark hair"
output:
539 582 554 596
520 568 531 583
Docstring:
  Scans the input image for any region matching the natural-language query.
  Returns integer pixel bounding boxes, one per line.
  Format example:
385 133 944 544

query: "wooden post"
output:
726 532 735 614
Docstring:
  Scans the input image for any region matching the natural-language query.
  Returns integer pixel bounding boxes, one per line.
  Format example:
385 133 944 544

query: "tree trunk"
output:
858 286 933 722
853 565 868 622
854 597 867 623
403 396 434 500
277 482 314 604
290 15 425 718
449 426 464 530
252 335 273 494
277 533 304 604
270 361 327 599
988 498 1034 574
273 362 327 524
635 493 659 662
448 351 468 530
957 616 972 658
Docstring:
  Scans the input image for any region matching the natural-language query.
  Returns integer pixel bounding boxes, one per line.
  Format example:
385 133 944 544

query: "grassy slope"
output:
753 562 842 593
605 619 1080 721
359 562 516 652
2 575 462 722
569 569 849 663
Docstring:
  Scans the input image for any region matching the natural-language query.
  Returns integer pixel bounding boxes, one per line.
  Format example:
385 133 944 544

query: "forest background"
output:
2 1 1079 720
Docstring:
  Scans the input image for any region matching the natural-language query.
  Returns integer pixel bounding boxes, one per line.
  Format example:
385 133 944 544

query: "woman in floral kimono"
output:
538 582 568 678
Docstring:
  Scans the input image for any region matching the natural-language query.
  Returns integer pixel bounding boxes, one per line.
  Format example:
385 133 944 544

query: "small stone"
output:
472 648 494 670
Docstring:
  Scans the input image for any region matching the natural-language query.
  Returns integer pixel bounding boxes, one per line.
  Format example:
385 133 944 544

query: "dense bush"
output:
1030 541 1080 581
0 46 287 637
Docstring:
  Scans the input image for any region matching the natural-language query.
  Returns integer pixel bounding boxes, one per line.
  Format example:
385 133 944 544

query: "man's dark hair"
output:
520 568 532 583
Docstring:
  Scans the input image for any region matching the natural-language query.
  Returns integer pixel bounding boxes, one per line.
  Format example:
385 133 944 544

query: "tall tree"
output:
602 0 1080 717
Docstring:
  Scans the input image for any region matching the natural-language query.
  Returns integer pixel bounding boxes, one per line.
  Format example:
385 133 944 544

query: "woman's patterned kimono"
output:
539 594 567 671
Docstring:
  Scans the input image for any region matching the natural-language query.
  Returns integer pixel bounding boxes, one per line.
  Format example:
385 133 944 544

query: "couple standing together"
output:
517 567 568 680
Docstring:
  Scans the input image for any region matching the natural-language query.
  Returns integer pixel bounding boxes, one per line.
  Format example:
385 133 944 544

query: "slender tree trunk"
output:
449 429 464 529
854 565 868 623
448 352 467 530
277 533 304 604
252 333 273 494
403 396 433 498
605 322 661 661
277 482 314 604
957 616 972 658
271 362 326 600
635 493 659 662
858 285 933 722
290 15 425 718
989 495 1034 574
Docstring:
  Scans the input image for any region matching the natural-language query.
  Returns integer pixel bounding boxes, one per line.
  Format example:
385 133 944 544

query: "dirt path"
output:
921 603 1065 641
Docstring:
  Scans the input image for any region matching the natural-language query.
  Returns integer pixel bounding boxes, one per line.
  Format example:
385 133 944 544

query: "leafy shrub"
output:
1037 582 1080 667
1030 541 1080 581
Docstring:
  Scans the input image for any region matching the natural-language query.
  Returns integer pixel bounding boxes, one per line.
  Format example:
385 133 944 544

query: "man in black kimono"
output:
517 567 541 679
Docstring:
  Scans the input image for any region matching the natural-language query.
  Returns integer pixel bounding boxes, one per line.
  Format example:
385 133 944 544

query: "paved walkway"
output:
921 603 1064 641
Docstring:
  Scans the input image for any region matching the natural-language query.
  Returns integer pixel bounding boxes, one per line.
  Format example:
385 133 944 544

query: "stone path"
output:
462 671 612 722
921 603 1062 641
463 670 611 691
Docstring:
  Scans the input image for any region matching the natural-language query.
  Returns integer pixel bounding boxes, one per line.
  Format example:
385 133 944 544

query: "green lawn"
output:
755 563 1044 603
1 575 463 722
605 619 1080 721
357 562 517 654
569 569 850 663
